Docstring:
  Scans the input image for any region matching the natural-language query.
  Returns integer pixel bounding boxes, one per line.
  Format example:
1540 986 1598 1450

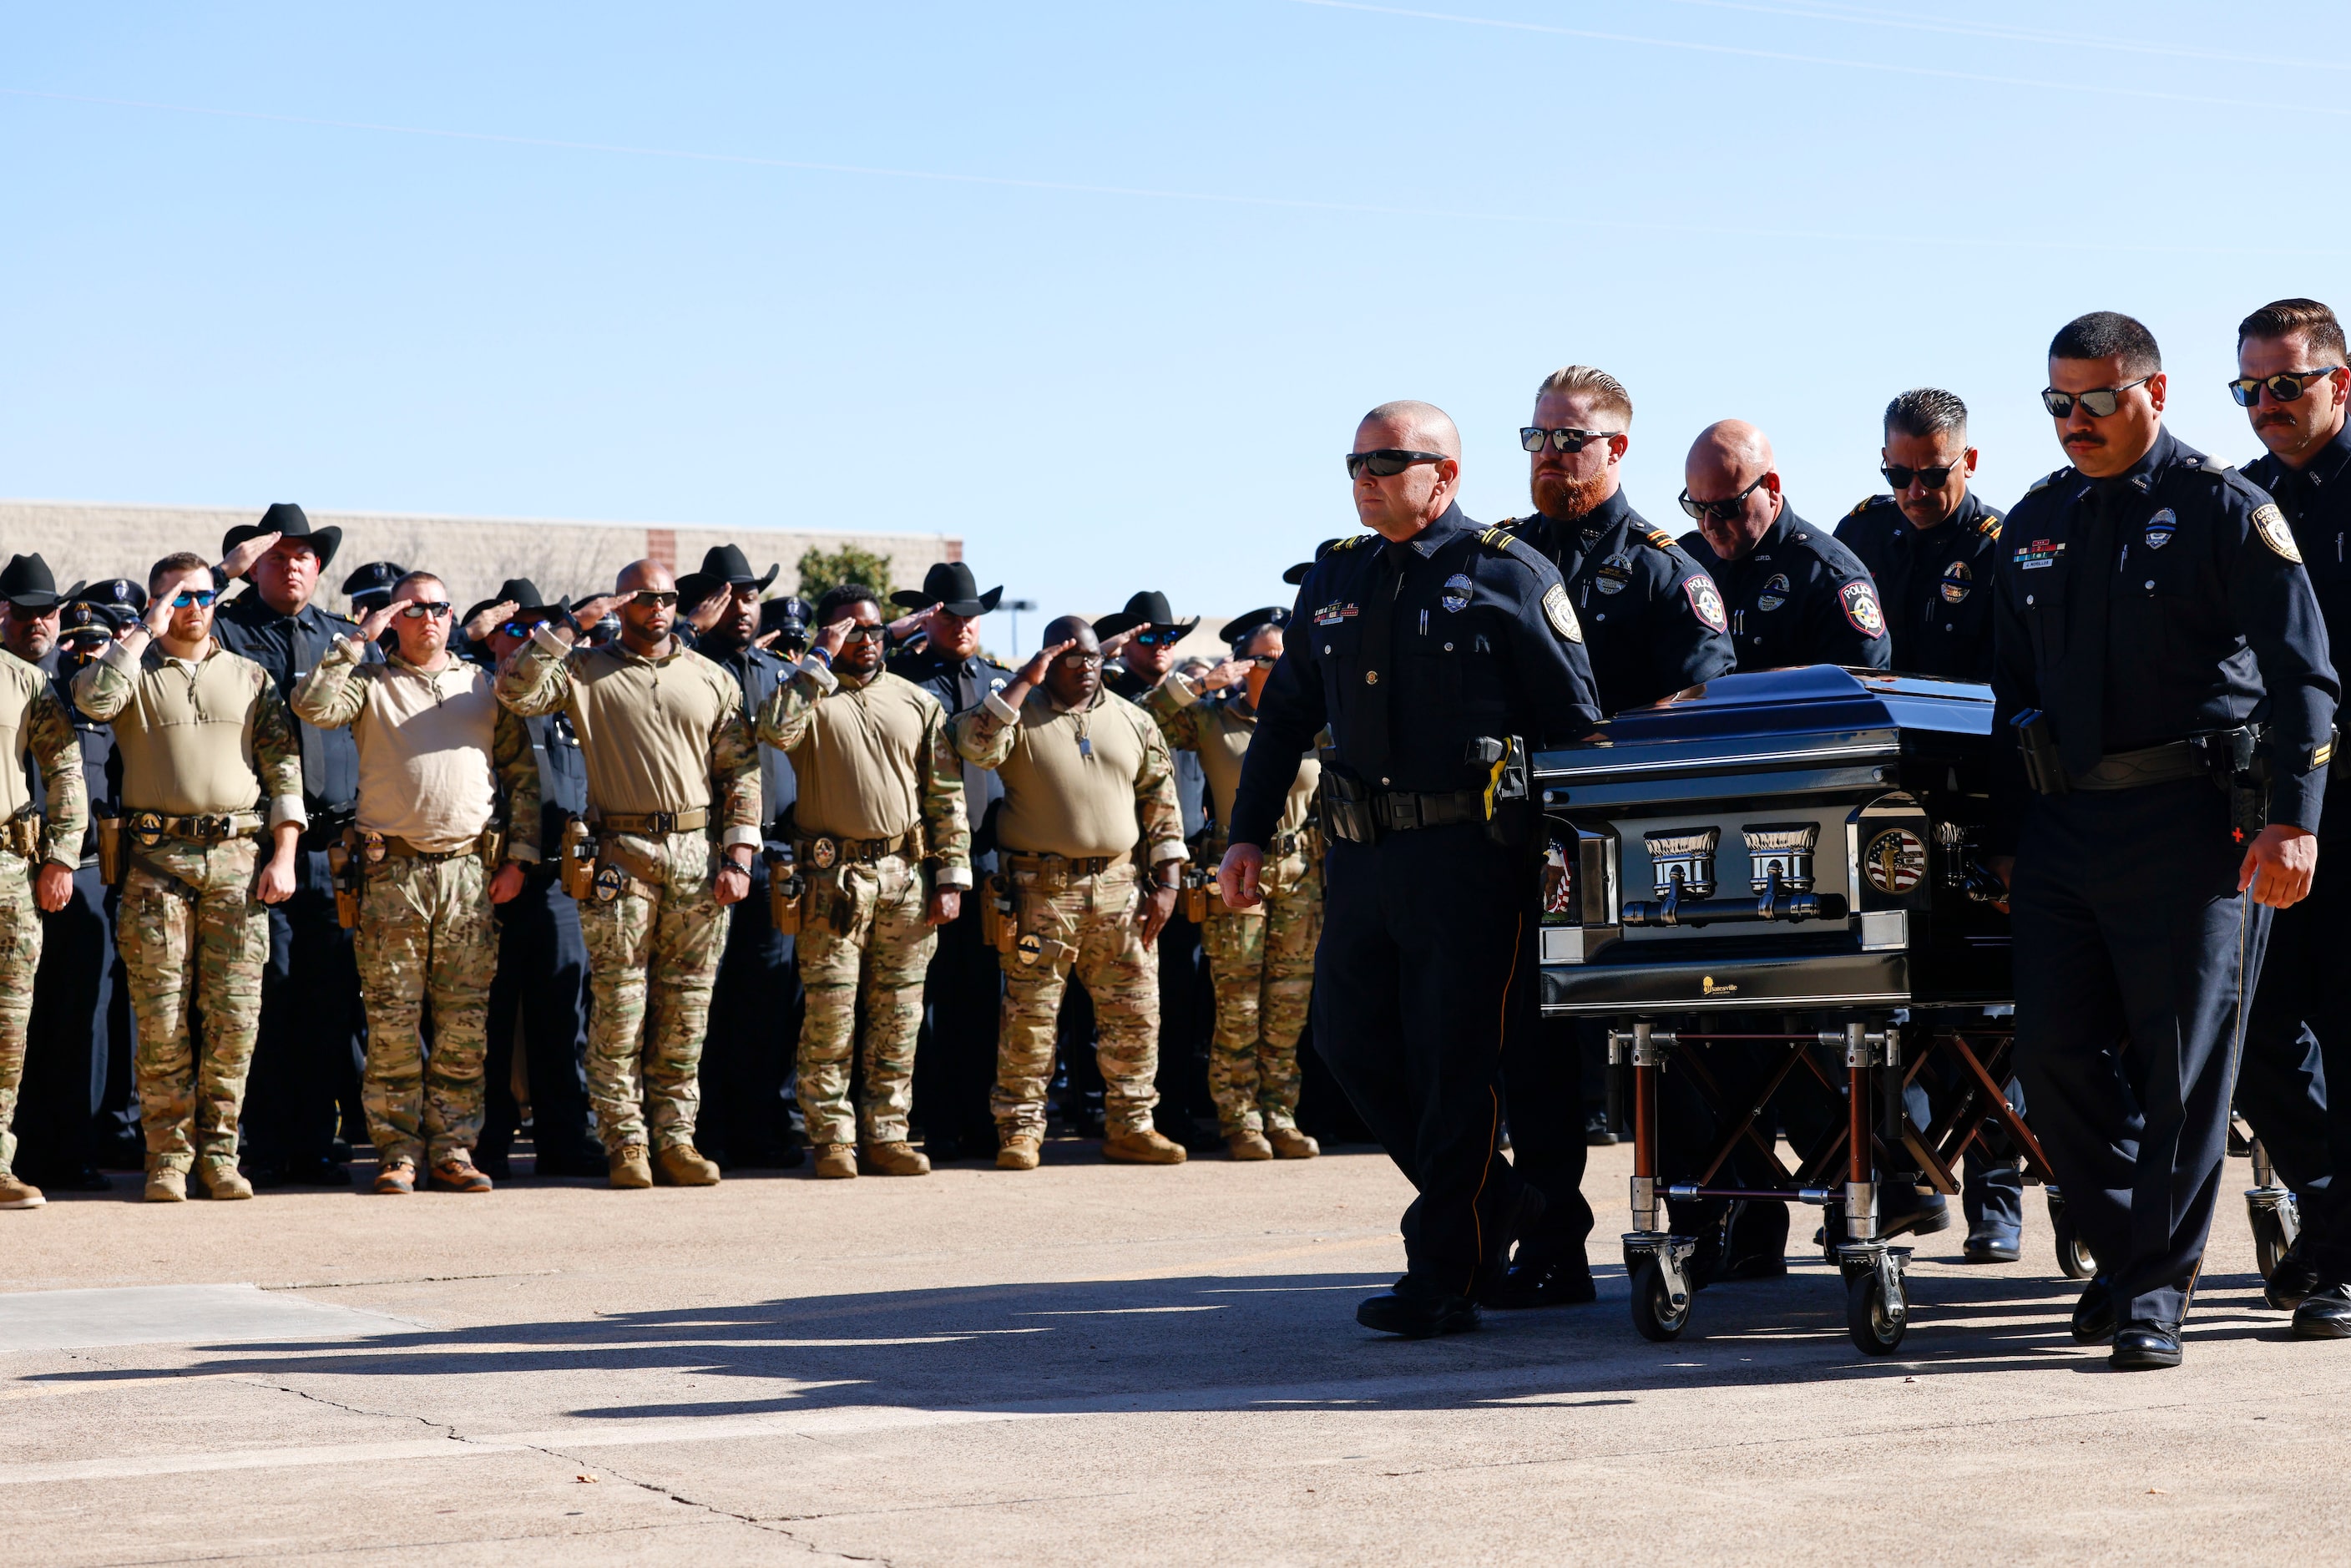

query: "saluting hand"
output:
355 600 401 644
564 594 631 639
814 616 857 661
1193 658 1251 694
217 531 281 582
1017 640 1076 687
463 599 518 645
2240 824 2318 909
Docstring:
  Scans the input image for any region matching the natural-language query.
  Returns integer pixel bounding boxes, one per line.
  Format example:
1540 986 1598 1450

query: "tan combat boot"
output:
0 1171 47 1209
655 1145 721 1186
1268 1127 1321 1160
996 1134 1041 1171
144 1167 187 1203
196 1161 253 1200
1225 1130 1274 1161
429 1154 493 1194
374 1161 417 1196
862 1141 932 1176
812 1142 857 1180
1102 1127 1187 1166
609 1144 654 1189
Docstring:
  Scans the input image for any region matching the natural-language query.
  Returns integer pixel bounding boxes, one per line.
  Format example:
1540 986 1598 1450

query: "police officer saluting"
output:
1835 390 2005 680
1222 400 1603 1338
1681 422 1891 671
1991 311 2337 1370
2231 297 2351 1336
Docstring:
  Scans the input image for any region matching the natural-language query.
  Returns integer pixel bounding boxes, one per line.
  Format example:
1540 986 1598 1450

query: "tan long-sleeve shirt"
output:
1141 675 1318 848
73 637 306 827
953 685 1186 865
757 660 971 886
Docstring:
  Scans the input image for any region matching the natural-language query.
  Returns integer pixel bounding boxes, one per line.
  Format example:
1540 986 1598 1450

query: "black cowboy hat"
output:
221 502 342 572
1282 539 1340 587
459 577 570 630
1091 589 1200 642
1222 605 1289 655
340 560 407 602
73 577 148 615
889 561 1002 618
0 554 83 611
696 544 780 592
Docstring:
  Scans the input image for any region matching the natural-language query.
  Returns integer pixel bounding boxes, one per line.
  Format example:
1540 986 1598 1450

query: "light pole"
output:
1001 597 1038 655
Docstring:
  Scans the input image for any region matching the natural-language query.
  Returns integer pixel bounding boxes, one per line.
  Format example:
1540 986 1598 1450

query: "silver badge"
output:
1594 553 1633 594
1757 573 1790 613
1439 572 1474 613
1540 582 1582 644
2145 508 2177 550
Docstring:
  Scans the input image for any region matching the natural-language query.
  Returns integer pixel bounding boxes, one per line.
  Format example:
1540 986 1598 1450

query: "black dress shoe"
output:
1583 1110 1619 1147
2071 1277 2116 1345
1961 1225 2022 1264
2266 1240 2321 1312
1878 1191 1953 1241
1481 1247 1598 1309
2111 1321 2182 1369
1356 1290 1479 1338
2291 1283 2351 1339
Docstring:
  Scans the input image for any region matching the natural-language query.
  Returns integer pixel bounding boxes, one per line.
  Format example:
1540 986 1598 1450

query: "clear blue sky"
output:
4 3 2347 640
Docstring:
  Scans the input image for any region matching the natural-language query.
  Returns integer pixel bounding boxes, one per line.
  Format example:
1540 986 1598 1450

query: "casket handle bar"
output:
1620 867 1850 928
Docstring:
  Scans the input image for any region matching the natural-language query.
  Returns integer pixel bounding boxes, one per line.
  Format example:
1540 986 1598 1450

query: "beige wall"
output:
0 499 960 613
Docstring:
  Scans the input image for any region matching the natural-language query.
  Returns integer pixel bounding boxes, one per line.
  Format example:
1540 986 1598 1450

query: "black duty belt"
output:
127 809 264 844
1370 787 1485 832
591 807 710 835
797 829 919 870
2070 741 2218 792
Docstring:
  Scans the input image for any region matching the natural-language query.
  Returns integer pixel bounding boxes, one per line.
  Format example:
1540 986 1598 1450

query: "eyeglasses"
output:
1880 460 1963 490
2040 377 2153 418
2227 368 2345 407
629 590 680 609
397 600 453 620
1520 427 1619 454
169 589 220 609
1058 653 1104 669
1344 448 1450 480
842 625 887 643
1677 476 1771 523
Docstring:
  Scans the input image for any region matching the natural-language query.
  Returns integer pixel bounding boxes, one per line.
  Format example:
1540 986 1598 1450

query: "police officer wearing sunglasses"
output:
1678 422 1893 674
2230 297 2351 1338
1835 389 2006 683
1989 310 2338 1370
1223 399 1603 1338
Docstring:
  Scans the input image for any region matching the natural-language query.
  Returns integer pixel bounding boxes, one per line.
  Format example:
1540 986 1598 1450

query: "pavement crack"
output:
518 1444 894 1564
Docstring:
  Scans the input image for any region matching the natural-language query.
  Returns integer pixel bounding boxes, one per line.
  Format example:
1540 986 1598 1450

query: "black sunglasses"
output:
1345 448 1449 480
500 617 554 638
1520 427 1619 454
2041 377 2152 418
841 624 887 642
1880 460 1963 490
1677 476 1771 523
2228 368 2344 407
397 600 453 620
629 590 680 609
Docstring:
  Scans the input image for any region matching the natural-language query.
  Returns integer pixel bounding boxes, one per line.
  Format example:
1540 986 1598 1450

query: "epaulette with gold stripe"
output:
1975 513 2003 539
1325 534 1371 554
1642 529 1676 550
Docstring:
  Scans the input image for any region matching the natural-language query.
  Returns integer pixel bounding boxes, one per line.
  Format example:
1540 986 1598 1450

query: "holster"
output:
2012 709 2069 796
1182 870 1209 924
8 809 41 863
559 816 597 902
478 822 506 871
1469 735 1534 852
765 846 804 935
982 872 1018 955
2201 726 2271 838
1315 749 1379 845
327 836 360 930
96 812 124 888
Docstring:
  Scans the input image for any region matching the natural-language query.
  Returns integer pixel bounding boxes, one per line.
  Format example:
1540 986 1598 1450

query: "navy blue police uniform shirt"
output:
1229 503 1602 846
2246 420 2351 685
1506 487 1737 712
891 640 1014 857
1679 506 1893 672
1990 426 2338 839
212 589 361 818
1834 489 2005 680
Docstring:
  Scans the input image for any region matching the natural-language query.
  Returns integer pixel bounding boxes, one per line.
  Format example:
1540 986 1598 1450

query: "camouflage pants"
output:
1200 850 1322 1135
356 852 499 1168
119 838 270 1173
796 856 938 1148
577 829 731 1153
994 862 1159 1141
0 859 43 1178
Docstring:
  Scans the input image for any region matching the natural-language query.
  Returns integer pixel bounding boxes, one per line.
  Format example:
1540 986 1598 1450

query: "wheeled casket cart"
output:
1532 666 2057 1353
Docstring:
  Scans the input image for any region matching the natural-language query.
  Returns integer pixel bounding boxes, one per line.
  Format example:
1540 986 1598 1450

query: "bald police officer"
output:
1992 311 2336 1370
1225 399 1603 1338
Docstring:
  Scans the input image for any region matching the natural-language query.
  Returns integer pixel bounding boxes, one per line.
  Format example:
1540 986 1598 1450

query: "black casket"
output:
1533 665 2012 1016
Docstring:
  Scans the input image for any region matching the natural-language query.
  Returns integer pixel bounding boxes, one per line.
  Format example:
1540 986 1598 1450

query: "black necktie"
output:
2056 484 2119 776
1352 543 1408 782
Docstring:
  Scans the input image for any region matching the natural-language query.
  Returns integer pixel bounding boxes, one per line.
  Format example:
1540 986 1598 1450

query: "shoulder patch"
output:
1681 573 1728 633
1838 579 1886 640
1540 580 1583 644
1475 527 1564 582
2252 503 2303 564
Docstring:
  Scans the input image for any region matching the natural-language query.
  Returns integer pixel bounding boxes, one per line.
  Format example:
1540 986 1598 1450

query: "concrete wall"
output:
0 499 960 613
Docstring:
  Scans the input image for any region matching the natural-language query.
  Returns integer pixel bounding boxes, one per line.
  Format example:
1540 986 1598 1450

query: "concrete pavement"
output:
3 1141 2347 1564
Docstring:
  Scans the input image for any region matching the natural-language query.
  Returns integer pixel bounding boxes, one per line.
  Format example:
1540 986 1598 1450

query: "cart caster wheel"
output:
2050 1198 2093 1281
2250 1205 2291 1284
1630 1258 1691 1343
1846 1269 1908 1355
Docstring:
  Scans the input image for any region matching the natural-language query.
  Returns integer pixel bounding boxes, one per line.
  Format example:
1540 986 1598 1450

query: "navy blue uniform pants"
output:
1315 823 1529 1298
244 847 366 1168
701 856 801 1166
12 862 116 1180
2012 779 2271 1328
2239 805 2351 1277
1499 1010 1595 1260
914 896 1004 1151
483 867 595 1170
